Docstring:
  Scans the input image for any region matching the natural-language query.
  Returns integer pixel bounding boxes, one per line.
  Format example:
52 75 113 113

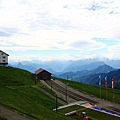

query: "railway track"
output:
45 80 97 104
43 79 120 116
45 80 120 115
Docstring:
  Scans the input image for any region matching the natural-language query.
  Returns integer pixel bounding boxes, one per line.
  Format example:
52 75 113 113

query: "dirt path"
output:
0 106 31 120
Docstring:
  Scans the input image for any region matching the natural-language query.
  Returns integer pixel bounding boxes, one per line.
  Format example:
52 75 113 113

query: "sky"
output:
0 0 120 61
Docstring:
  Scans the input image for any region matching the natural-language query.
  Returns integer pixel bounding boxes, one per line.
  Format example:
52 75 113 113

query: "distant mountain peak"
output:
92 64 116 74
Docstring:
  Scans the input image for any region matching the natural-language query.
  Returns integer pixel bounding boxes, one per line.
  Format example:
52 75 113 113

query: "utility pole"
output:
56 94 58 112
66 75 68 103
67 75 68 83
51 79 52 93
66 84 68 103
35 75 37 85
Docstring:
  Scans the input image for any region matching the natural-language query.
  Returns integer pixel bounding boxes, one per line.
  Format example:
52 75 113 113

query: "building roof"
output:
0 50 9 56
35 68 51 75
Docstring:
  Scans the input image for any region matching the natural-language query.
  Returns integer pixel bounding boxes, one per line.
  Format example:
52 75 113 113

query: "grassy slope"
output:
0 86 73 120
0 66 34 86
0 66 73 120
57 78 120 104
1 66 120 120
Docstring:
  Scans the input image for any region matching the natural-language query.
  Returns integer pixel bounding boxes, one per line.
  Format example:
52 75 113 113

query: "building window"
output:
3 60 6 62
3 56 6 58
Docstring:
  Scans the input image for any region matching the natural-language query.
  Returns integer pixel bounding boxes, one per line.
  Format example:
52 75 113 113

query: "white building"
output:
0 50 9 66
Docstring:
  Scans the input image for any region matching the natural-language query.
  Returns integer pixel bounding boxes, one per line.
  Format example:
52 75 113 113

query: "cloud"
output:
107 41 120 59
0 27 19 37
0 31 11 37
0 0 120 61
69 39 106 51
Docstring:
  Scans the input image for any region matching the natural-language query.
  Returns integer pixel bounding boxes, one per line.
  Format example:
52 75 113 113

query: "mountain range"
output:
9 58 120 73
58 64 116 80
9 58 120 89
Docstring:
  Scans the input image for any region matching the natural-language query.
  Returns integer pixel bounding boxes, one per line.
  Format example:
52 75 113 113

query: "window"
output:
3 60 6 62
3 56 6 59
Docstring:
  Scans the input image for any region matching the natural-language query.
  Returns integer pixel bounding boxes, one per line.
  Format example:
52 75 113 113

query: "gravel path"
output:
0 105 31 120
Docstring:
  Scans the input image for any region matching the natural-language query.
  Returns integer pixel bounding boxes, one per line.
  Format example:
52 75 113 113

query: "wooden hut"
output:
35 68 51 80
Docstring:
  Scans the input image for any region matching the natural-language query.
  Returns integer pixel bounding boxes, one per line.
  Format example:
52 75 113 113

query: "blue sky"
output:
0 0 120 61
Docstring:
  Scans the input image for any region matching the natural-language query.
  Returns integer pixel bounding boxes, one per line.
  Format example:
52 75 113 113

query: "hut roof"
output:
35 68 51 75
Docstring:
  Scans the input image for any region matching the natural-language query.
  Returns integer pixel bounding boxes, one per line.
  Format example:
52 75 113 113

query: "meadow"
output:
0 66 120 120
0 66 73 120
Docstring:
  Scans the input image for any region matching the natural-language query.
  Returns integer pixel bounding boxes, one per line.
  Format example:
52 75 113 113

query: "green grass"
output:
0 66 73 120
58 104 120 120
58 105 83 114
77 107 120 120
57 104 120 120
0 66 120 120
57 78 120 104
0 86 73 120
0 66 34 86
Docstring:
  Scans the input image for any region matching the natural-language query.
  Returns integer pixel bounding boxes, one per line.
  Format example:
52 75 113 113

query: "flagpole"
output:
113 88 114 102
104 76 107 101
99 75 101 99
112 77 114 102
106 84 107 100
100 83 101 99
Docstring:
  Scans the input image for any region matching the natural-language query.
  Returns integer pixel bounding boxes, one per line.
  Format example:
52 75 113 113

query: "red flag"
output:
112 77 114 88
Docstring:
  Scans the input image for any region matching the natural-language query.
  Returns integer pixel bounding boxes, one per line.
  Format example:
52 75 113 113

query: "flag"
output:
112 77 114 88
99 75 101 85
104 76 107 87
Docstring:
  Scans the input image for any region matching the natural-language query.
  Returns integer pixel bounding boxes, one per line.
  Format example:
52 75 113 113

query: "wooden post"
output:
66 84 67 103
51 79 52 93
56 94 58 112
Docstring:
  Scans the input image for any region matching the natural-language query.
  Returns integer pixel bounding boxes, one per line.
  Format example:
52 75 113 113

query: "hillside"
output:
0 66 120 120
58 64 120 89
75 69 120 88
0 66 34 86
0 66 73 120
